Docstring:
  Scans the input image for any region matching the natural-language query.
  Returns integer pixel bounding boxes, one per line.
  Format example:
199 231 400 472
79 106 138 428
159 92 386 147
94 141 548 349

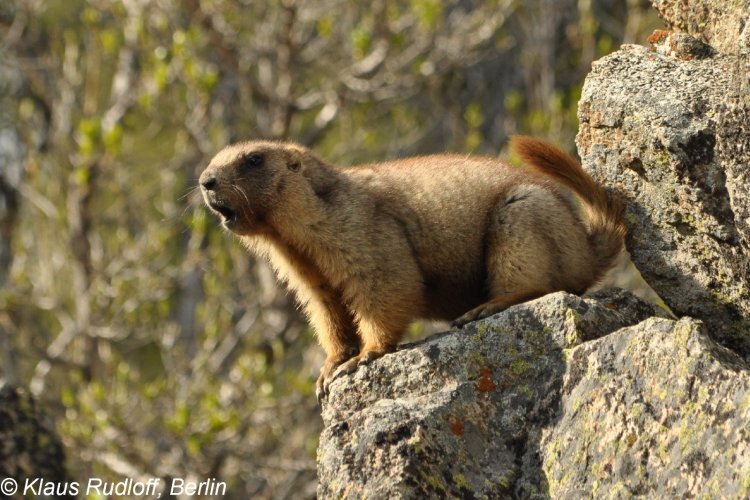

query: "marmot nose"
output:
201 175 217 191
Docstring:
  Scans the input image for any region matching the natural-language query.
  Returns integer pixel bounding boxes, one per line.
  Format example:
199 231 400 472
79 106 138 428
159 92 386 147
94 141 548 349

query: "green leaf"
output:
413 0 443 29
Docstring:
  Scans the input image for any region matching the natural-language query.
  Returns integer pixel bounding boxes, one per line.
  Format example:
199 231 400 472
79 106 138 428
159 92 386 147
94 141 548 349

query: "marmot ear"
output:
287 149 303 172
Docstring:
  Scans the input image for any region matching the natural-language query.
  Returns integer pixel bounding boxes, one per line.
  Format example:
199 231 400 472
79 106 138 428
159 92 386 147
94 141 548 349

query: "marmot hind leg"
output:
452 289 546 327
453 185 570 327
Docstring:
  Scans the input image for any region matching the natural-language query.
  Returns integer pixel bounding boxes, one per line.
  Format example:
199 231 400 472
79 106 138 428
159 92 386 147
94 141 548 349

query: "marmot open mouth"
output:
209 202 236 222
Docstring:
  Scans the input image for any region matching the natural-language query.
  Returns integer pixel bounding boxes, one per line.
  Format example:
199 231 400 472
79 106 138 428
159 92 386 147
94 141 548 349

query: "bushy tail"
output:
510 135 626 280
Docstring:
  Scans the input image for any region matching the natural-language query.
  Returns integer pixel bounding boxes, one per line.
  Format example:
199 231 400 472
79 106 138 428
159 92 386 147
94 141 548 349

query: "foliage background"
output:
1 0 660 497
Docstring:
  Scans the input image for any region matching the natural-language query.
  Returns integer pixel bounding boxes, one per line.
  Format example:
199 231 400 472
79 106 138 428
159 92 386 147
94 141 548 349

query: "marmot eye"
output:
242 153 264 168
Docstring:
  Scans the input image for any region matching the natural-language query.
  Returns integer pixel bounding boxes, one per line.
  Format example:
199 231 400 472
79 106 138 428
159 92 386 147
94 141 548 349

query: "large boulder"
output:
318 290 677 498
576 38 750 358
544 316 750 497
318 291 750 497
651 0 750 53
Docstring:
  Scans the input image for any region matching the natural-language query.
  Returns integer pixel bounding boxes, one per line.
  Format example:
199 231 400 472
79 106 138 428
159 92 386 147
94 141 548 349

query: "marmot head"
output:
199 141 308 235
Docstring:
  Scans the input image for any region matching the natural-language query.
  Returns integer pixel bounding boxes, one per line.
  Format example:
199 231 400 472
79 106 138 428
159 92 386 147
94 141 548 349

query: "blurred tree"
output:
1 0 659 497
0 9 24 386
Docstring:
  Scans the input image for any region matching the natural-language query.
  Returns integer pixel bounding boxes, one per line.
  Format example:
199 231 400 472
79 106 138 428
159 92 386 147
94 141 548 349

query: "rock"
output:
576 42 750 359
318 292 750 498
0 383 71 494
651 0 750 53
543 316 750 497
317 290 667 498
646 30 716 60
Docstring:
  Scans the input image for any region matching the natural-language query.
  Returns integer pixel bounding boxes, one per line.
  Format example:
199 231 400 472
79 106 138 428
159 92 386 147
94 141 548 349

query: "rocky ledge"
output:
318 290 750 498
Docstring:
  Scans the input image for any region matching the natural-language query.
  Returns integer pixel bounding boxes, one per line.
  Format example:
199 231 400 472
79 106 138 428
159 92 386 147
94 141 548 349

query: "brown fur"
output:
198 136 626 398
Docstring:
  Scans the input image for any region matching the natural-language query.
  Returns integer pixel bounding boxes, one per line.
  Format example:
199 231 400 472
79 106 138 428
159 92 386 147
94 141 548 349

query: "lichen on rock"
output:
543 316 750 497
577 40 750 359
317 291 666 498
651 0 750 54
318 292 750 498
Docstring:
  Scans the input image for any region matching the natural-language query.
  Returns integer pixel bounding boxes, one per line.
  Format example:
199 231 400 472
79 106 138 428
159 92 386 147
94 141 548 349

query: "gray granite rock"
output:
543 316 750 498
577 41 750 359
317 292 750 498
318 4 750 498
317 290 667 498
651 0 750 54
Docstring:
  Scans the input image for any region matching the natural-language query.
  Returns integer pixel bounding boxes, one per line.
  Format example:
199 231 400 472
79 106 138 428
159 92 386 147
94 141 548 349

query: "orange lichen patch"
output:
648 29 672 45
476 367 497 393
448 416 464 436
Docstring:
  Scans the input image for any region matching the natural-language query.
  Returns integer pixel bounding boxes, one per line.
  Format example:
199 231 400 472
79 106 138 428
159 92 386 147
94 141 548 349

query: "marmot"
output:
199 136 625 400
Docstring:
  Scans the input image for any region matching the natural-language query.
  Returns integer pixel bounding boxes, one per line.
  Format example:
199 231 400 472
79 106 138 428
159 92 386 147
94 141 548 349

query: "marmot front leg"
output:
328 256 424 383
329 311 411 382
306 292 360 402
